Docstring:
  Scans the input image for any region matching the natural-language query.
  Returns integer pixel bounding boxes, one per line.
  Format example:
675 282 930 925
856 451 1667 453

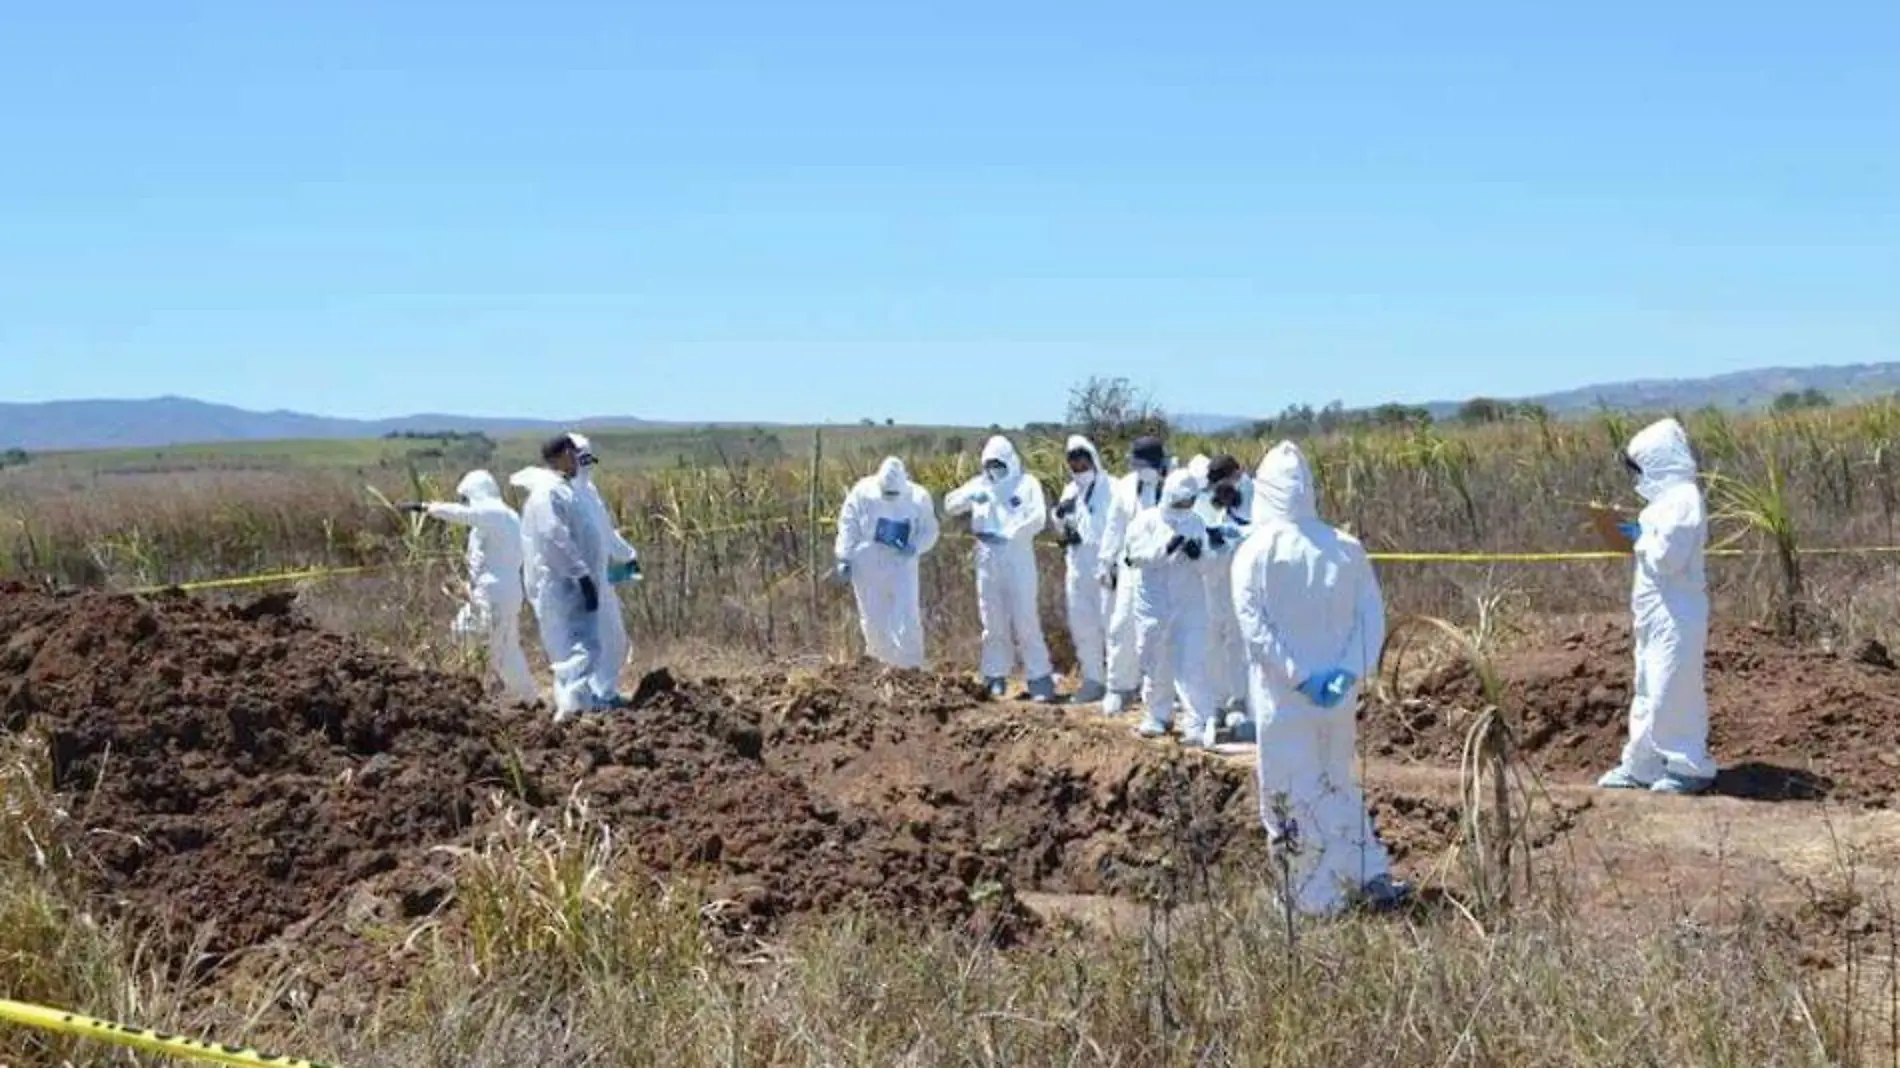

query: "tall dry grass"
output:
7 413 1900 1064
9 403 1900 666
1 731 1894 1067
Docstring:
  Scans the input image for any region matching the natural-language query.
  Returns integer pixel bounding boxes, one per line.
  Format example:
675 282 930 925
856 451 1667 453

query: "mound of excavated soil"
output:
0 583 1266 989
1371 616 1900 806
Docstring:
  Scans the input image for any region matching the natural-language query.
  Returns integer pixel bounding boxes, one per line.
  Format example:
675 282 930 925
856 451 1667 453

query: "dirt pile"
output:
1371 616 1900 805
0 583 1263 988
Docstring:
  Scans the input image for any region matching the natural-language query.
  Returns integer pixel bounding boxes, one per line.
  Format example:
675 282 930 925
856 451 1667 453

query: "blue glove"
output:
1221 524 1244 544
975 531 1007 546
606 559 641 585
1297 669 1357 708
968 491 991 505
1617 520 1641 542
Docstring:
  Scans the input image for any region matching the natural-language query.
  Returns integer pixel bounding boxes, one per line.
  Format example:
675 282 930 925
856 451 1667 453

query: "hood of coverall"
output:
1254 441 1320 523
457 469 502 502
1065 434 1104 477
980 435 1023 486
1626 418 1698 504
876 457 909 496
509 466 566 495
1162 469 1202 511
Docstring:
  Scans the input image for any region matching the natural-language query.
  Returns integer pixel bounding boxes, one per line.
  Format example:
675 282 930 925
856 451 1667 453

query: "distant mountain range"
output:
0 397 671 452
6 361 1900 451
1171 361 1900 435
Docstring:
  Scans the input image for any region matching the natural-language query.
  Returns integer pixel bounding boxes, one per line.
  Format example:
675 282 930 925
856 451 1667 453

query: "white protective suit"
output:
570 436 639 703
834 457 941 669
1234 442 1398 917
1121 470 1218 746
1190 456 1255 713
510 465 603 719
1098 461 1169 707
426 470 538 703
1051 435 1113 699
1602 418 1717 792
944 436 1055 694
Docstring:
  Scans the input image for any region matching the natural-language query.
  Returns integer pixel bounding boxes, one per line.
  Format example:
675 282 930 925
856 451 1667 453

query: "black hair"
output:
1206 454 1242 484
541 434 577 463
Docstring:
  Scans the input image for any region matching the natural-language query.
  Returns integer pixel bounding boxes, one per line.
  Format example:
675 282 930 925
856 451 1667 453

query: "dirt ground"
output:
1374 613 1900 807
0 584 1264 994
4 583 1898 1000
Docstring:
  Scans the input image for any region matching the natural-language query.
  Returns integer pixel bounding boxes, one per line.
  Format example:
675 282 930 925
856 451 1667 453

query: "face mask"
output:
1072 469 1096 489
985 464 1008 482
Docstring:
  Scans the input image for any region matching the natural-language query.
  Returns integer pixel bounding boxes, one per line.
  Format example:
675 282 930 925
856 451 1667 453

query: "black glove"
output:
1207 527 1227 550
397 501 427 514
1212 483 1242 510
578 576 600 613
1054 498 1077 519
1058 529 1083 548
1183 539 1204 560
1165 534 1187 556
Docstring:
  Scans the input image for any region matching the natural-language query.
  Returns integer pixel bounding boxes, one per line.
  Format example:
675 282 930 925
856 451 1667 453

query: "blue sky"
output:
3 1 1895 427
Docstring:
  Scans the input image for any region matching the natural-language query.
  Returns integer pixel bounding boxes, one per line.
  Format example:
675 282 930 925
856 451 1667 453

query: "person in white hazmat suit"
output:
834 457 941 669
1096 436 1171 715
1597 417 1718 795
399 470 539 704
944 435 1058 701
568 434 641 706
510 434 607 721
1050 436 1113 704
1189 453 1255 734
1235 441 1408 916
1120 469 1220 748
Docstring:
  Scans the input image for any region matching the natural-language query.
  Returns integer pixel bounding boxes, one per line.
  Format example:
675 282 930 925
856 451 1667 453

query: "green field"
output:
3 422 986 482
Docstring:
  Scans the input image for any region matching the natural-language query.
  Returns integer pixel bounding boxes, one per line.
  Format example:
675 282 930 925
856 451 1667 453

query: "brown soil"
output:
0 583 1284 993
13 582 1900 1008
1370 615 1900 807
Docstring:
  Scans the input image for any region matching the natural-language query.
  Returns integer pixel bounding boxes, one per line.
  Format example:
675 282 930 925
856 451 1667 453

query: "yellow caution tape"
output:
1368 545 1900 564
130 564 381 596
104 527 1900 599
1368 550 1630 563
0 996 338 1067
